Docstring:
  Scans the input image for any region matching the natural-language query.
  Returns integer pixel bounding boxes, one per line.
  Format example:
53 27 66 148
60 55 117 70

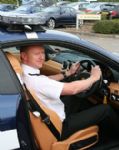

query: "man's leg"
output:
61 95 94 117
61 104 119 140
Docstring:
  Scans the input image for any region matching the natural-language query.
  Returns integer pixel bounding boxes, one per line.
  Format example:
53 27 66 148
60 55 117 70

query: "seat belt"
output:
23 84 61 141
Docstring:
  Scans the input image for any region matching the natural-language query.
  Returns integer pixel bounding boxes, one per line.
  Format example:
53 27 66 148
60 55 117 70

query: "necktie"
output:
28 73 40 76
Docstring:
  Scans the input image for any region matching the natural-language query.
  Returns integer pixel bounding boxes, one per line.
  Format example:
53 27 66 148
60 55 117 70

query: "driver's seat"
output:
6 52 99 150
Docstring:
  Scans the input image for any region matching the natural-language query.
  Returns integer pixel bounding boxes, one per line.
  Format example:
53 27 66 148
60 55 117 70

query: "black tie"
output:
28 73 40 76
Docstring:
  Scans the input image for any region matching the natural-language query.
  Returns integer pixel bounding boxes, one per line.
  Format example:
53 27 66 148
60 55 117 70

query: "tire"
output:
47 18 56 29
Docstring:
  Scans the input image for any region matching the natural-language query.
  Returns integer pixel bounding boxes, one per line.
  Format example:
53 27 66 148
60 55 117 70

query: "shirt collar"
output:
21 64 40 75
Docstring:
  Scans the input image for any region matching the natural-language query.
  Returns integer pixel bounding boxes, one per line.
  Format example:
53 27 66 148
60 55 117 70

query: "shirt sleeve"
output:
33 75 64 100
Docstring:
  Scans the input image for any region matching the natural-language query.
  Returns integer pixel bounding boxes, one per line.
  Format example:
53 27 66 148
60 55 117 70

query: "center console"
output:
108 82 119 101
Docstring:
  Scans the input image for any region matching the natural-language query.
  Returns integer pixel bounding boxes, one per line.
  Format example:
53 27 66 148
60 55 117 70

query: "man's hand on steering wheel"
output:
65 62 80 77
70 60 102 98
90 65 102 83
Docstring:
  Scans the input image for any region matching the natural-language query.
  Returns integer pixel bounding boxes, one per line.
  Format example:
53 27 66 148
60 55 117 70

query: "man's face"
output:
21 45 45 69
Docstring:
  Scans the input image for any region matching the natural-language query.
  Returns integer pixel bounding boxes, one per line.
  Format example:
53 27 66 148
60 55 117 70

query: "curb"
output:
58 29 119 39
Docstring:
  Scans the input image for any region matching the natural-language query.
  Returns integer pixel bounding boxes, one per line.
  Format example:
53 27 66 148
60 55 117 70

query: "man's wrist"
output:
90 76 97 84
61 70 72 78
62 71 68 78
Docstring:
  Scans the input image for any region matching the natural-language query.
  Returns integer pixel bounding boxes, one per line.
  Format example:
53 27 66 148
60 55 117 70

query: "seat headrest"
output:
6 52 22 75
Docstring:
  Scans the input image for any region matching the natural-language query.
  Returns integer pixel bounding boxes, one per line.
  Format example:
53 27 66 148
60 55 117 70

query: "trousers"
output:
61 103 119 140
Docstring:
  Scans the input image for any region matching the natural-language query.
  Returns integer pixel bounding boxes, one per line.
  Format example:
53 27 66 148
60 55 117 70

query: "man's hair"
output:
20 46 29 53
20 44 43 53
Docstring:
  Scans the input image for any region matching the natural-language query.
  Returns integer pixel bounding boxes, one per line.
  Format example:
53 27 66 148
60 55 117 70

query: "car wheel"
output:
47 18 56 29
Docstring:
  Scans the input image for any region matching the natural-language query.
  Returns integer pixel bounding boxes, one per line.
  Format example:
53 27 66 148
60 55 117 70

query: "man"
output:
20 45 119 139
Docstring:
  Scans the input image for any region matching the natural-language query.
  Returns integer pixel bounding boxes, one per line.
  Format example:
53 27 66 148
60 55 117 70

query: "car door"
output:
58 7 76 25
0 47 38 150
0 49 21 150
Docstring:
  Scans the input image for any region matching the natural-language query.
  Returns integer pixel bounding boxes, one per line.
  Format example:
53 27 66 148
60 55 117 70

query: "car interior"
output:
3 42 119 149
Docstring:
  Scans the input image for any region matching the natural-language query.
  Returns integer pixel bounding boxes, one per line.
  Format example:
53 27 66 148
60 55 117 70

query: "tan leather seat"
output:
6 52 22 75
6 52 99 150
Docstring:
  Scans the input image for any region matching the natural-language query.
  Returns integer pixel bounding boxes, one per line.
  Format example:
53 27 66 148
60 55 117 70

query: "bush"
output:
93 20 119 34
0 0 16 4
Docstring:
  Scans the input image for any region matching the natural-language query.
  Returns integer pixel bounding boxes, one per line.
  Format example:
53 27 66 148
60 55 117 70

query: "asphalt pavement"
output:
78 34 119 53
58 28 119 53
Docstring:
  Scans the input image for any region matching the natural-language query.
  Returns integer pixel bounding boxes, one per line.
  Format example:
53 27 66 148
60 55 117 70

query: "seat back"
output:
6 52 99 150
6 52 22 74
29 90 62 150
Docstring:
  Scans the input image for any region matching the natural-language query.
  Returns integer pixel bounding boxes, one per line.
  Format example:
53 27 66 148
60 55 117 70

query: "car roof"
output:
0 27 113 53
0 26 119 64
0 27 80 44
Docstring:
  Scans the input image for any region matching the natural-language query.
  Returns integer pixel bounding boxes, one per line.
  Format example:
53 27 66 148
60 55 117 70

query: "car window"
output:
6 6 11 10
0 50 20 94
32 6 43 13
45 45 91 63
3 47 19 54
15 5 30 12
61 7 70 14
117 5 119 10
101 5 116 11
3 45 91 63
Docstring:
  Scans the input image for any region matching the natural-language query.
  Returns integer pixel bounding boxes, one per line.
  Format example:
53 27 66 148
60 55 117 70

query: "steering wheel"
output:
74 59 102 98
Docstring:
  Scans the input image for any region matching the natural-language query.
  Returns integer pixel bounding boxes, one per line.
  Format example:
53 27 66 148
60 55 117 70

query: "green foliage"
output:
99 0 119 2
93 20 119 34
1 0 119 4
0 0 16 4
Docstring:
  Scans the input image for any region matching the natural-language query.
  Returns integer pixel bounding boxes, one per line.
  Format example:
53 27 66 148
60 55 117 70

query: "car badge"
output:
25 32 38 39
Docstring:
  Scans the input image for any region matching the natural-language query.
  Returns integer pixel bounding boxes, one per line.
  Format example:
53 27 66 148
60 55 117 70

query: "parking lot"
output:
58 25 119 53
79 34 119 52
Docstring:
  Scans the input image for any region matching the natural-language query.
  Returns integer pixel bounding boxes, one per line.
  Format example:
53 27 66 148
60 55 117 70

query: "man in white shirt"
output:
20 45 119 139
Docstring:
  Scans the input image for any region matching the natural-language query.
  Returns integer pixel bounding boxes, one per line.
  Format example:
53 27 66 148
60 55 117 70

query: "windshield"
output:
15 5 31 12
45 45 90 63
41 6 60 13
85 3 99 9
67 2 78 7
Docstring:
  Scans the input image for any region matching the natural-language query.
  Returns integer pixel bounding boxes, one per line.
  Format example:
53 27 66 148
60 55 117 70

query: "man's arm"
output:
49 73 66 81
61 66 101 95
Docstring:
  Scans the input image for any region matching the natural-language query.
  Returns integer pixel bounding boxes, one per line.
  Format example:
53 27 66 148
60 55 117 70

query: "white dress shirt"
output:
22 64 65 121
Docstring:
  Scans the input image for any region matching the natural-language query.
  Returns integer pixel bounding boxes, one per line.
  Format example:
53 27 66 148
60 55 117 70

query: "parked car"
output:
0 23 119 149
0 3 17 12
36 5 77 29
9 3 45 14
83 2 111 14
101 4 119 19
0 5 77 29
66 2 90 11
52 1 70 6
0 4 47 26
